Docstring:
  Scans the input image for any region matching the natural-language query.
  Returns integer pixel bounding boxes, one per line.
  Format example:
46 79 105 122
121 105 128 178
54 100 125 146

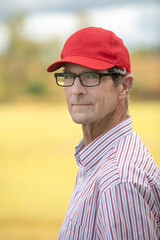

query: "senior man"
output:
47 27 160 240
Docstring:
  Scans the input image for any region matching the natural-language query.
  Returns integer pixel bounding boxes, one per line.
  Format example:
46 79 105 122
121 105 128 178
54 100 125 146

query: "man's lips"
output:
72 104 92 106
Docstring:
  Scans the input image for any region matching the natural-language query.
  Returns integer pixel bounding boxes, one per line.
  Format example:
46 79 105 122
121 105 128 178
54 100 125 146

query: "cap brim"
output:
47 56 115 72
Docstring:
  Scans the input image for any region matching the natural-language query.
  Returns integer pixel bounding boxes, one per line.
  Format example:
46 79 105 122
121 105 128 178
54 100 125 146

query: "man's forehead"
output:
64 63 109 73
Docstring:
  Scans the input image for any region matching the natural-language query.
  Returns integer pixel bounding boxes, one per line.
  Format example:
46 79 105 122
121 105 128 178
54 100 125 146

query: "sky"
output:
0 0 159 18
0 0 160 52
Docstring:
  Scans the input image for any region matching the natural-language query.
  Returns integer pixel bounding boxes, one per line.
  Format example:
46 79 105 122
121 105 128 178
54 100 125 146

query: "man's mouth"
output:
73 104 91 106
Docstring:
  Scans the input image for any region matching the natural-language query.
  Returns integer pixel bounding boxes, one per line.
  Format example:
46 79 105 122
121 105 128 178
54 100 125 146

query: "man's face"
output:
63 63 122 125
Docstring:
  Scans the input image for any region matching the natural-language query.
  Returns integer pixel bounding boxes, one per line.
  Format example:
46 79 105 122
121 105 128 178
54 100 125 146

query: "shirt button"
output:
87 169 92 176
78 177 83 183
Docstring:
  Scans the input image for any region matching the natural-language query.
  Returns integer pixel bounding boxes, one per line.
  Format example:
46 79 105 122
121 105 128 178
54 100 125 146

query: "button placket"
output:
78 176 83 183
77 168 85 184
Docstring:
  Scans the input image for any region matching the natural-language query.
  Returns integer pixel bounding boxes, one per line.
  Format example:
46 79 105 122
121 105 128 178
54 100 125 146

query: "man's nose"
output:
71 77 87 95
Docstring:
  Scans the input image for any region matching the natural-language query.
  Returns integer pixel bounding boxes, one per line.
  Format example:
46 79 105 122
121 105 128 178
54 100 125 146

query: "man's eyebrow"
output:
62 71 73 74
62 70 100 74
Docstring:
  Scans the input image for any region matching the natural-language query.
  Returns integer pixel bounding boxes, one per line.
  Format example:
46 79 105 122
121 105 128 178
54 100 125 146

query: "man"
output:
47 27 160 239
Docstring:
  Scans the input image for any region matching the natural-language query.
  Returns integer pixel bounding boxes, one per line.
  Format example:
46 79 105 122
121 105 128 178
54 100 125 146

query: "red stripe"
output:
104 192 114 239
151 166 157 178
148 162 154 175
137 144 145 183
75 143 85 156
154 185 160 203
90 187 99 240
126 133 136 182
100 196 107 236
124 133 133 181
115 185 123 239
119 137 127 179
72 224 76 240
118 184 128 239
132 137 141 182
80 200 86 226
144 197 151 240
124 184 134 239
146 190 152 205
109 188 118 238
130 183 140 240
137 189 146 239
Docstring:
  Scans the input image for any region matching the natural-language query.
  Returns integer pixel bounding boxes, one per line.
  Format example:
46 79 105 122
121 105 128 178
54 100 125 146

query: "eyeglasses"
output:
54 72 125 87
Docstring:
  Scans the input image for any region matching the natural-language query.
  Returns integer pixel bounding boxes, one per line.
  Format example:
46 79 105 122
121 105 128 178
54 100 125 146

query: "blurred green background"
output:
0 1 160 239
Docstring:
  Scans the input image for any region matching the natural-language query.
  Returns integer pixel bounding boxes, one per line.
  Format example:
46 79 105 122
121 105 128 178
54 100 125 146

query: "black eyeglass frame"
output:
54 72 126 87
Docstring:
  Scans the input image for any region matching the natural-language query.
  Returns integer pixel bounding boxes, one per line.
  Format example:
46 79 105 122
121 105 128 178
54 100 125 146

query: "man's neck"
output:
82 108 128 147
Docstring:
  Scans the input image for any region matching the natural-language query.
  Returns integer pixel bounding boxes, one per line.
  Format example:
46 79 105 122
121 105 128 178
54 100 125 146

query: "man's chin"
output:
72 118 89 125
71 114 92 125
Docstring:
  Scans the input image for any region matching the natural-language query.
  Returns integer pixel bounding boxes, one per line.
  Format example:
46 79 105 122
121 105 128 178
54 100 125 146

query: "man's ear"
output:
119 74 134 99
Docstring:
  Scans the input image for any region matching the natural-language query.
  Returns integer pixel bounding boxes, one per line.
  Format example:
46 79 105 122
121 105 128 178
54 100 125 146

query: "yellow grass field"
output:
0 101 160 240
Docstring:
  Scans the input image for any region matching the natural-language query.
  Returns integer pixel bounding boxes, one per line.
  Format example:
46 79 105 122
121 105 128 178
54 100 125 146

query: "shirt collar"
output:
75 116 133 171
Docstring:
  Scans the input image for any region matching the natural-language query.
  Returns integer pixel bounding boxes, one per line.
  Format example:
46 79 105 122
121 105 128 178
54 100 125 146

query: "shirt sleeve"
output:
96 182 160 240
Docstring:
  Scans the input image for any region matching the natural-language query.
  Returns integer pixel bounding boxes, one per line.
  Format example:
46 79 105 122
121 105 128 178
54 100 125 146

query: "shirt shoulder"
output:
115 131 160 188
96 131 160 196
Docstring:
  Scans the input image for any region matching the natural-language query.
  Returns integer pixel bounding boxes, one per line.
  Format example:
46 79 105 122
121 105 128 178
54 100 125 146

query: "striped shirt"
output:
58 117 160 240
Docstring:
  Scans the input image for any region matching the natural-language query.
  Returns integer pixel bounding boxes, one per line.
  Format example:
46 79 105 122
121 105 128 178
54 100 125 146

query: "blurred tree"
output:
0 14 42 101
0 14 63 102
130 48 160 100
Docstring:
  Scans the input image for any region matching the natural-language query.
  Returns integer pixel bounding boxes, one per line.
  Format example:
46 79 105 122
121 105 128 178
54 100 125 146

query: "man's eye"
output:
86 73 98 78
64 74 73 79
91 74 98 78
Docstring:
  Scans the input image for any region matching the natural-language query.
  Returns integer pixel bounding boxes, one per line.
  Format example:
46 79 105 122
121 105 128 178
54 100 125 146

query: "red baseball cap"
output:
47 27 131 73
